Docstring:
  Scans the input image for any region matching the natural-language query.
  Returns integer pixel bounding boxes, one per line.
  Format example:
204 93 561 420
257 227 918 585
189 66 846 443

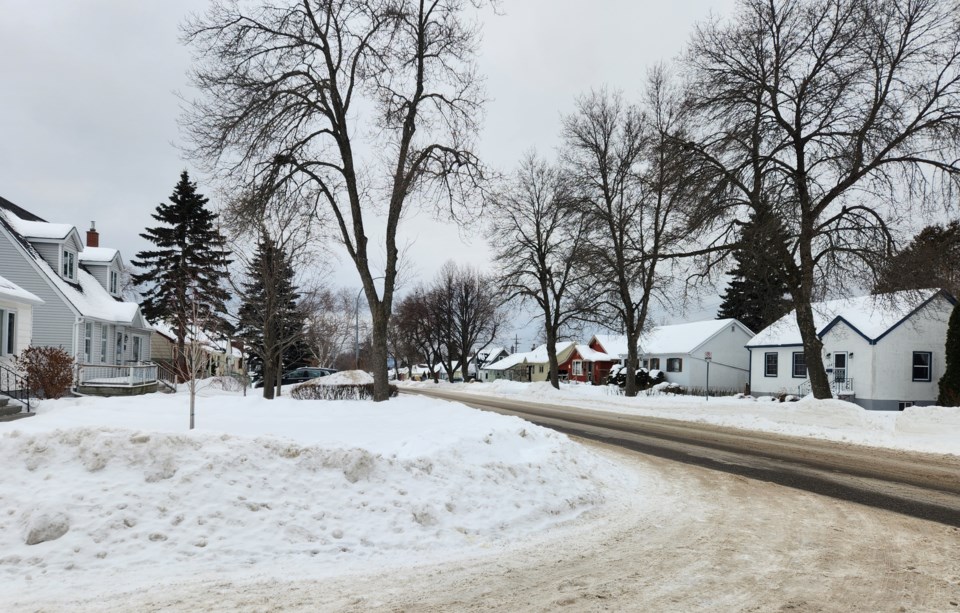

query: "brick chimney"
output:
86 221 99 248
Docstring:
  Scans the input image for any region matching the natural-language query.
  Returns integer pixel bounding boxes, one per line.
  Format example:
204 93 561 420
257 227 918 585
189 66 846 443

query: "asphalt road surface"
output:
400 387 960 527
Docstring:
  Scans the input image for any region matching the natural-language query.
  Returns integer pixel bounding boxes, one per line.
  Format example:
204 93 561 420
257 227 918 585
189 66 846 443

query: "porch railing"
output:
77 363 158 387
0 361 31 412
797 377 854 397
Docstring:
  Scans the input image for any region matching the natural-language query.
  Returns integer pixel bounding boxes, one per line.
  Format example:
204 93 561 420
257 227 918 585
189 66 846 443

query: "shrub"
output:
16 346 74 399
938 302 960 406
291 381 398 401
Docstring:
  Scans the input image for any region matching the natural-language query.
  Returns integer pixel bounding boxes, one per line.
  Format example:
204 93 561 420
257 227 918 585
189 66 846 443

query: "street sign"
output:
704 351 712 361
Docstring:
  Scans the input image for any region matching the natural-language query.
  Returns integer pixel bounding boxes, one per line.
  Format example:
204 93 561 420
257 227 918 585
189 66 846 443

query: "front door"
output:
833 352 848 382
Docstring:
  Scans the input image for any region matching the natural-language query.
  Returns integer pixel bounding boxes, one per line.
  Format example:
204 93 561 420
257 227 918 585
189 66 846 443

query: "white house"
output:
746 289 956 410
480 342 576 382
0 274 43 368
639 319 754 392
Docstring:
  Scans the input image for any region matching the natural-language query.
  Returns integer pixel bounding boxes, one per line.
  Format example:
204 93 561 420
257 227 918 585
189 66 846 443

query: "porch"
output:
75 363 160 396
798 377 855 398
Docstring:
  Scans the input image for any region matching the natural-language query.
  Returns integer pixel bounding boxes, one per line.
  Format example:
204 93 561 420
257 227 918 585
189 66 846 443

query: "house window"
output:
539 365 544 374
62 250 75 280
110 270 119 294
0 309 13 356
572 360 583 375
83 323 93 363
649 358 660 370
666 358 682 372
115 331 124 365
132 336 142 363
792 352 807 378
764 352 778 377
100 326 108 363
641 359 649 369
912 352 932 382
898 401 914 411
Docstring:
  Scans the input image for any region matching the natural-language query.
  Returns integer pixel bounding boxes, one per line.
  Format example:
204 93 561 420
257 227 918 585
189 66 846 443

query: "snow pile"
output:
0 391 630 603
313 370 374 385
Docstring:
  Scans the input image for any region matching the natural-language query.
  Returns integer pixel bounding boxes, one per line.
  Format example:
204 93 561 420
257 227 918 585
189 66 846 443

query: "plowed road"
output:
400 387 960 527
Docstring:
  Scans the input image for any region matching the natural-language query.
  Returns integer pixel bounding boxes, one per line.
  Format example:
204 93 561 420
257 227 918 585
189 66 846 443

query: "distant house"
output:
566 342 618 384
746 289 956 410
480 342 576 382
587 322 754 391
0 197 156 395
639 319 754 392
0 274 43 369
151 321 244 379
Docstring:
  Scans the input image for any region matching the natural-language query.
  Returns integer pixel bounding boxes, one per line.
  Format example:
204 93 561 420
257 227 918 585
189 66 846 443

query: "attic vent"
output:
730 325 735 332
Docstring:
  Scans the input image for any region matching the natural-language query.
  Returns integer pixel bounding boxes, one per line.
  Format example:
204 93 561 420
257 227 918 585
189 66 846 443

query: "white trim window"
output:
572 360 583 376
100 326 108 363
792 352 807 378
132 336 142 363
62 250 76 280
109 269 119 294
666 357 683 373
0 309 15 356
83 322 93 363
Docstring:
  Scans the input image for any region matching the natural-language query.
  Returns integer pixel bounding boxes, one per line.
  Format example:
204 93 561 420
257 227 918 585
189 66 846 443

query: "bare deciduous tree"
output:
488 153 590 389
303 286 356 368
563 76 709 396
685 0 960 398
183 0 490 401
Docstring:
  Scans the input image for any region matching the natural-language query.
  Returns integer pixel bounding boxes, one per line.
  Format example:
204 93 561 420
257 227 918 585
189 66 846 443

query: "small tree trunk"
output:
624 331 640 397
275 353 283 397
261 355 275 400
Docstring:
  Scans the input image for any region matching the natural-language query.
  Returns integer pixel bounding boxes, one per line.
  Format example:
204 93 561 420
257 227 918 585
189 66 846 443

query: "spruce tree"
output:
938 302 960 406
717 207 793 332
132 171 232 372
874 221 960 299
236 235 306 399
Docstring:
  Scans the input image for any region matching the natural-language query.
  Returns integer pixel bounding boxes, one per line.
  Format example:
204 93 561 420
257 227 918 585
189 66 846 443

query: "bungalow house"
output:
0 197 157 395
0 274 43 368
565 343 618 384
480 341 576 382
639 319 754 392
587 321 754 391
746 289 955 410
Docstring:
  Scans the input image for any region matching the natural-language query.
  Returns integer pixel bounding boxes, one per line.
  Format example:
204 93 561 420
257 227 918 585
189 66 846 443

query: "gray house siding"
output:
0 229 78 355
33 242 60 271
86 264 110 290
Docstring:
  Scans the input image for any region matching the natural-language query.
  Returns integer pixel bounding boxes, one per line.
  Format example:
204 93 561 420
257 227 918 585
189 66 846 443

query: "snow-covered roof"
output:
79 247 120 264
484 341 575 371
747 290 946 347
0 274 43 305
641 319 747 355
592 334 628 358
476 345 507 361
1 212 74 240
574 344 616 362
0 199 145 326
152 320 241 357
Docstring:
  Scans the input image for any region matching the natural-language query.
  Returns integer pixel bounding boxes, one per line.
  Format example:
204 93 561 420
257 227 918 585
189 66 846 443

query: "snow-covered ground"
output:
0 381 641 609
403 380 960 456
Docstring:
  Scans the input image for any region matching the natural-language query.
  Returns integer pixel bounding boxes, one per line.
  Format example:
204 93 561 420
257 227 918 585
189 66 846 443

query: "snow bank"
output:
0 391 631 604
314 370 374 385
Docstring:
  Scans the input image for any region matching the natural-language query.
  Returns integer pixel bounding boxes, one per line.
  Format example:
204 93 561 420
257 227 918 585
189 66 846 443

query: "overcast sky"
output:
0 0 738 347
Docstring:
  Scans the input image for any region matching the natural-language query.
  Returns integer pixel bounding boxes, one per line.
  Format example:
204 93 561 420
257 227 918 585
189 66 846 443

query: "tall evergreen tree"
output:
874 221 960 299
717 207 793 333
132 171 232 372
235 234 306 399
938 303 960 407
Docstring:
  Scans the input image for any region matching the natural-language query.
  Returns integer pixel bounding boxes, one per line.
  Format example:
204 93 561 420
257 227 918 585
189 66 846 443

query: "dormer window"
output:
62 250 76 280
110 269 119 294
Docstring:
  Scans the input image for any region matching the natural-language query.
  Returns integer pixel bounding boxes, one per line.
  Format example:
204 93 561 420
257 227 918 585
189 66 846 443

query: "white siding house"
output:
747 290 956 410
0 275 43 369
0 197 156 394
639 319 754 392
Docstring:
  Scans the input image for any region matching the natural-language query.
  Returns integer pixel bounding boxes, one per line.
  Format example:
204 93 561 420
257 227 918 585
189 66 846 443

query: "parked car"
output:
253 367 337 388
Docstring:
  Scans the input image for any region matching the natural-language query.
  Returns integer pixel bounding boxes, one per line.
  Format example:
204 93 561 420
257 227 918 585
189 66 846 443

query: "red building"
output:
564 339 620 384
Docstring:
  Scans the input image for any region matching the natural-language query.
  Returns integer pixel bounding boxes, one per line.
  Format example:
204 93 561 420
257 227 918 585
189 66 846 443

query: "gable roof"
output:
483 341 575 371
0 274 44 305
592 334 628 357
79 247 121 265
573 344 616 362
0 196 147 326
641 319 751 355
747 289 955 347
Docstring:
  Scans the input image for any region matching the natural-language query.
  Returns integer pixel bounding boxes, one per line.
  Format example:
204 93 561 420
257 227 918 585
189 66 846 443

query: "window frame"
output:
572 360 583 376
109 269 119 294
898 401 914 411
649 358 660 370
83 322 93 363
912 351 932 382
62 250 76 280
666 357 683 373
791 352 807 378
764 352 778 377
100 326 108 363
0 309 11 356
